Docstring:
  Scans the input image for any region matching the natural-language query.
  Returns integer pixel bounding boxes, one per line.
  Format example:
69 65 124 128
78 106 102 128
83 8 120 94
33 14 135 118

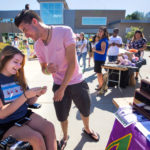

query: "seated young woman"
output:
0 46 57 150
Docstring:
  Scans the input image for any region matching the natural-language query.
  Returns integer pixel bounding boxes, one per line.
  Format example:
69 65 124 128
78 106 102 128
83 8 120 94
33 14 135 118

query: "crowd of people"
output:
0 8 148 150
76 28 147 90
76 28 147 69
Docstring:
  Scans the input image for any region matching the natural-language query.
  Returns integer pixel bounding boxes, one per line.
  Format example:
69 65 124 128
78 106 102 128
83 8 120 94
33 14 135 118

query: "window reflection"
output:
0 18 14 23
40 2 63 25
82 17 107 25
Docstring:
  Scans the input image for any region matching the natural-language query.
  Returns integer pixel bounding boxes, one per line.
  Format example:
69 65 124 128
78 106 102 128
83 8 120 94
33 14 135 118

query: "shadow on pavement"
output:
73 80 142 149
85 66 95 72
85 73 97 83
74 132 98 150
75 81 141 121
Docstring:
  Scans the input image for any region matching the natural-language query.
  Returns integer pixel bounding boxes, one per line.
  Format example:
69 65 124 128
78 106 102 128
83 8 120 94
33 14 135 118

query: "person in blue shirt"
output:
92 27 109 93
0 46 57 150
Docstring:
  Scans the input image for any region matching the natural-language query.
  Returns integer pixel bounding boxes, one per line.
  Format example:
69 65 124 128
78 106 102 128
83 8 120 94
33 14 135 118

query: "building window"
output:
0 18 14 23
40 2 63 25
82 17 107 25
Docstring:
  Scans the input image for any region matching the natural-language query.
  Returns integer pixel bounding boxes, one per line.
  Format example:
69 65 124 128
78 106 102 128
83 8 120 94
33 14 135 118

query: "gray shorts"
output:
52 80 91 122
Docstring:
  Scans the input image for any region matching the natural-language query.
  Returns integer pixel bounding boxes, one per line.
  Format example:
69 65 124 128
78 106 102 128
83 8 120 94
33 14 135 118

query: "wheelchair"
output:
0 103 41 150
0 136 32 150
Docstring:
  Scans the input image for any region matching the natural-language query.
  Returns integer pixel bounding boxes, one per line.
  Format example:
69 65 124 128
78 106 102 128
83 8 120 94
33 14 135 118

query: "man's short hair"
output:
14 36 18 39
25 4 30 10
15 9 42 27
113 28 119 33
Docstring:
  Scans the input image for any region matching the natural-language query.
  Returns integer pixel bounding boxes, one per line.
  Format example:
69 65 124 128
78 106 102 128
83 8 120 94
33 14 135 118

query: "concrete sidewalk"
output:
24 51 150 150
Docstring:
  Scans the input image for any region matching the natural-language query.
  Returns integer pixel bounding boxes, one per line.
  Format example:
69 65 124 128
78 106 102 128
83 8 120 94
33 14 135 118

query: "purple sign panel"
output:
105 119 150 150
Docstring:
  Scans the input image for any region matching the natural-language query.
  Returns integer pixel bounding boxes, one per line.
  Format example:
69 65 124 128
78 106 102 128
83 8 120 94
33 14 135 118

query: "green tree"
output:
145 12 150 20
126 11 144 20
125 26 143 39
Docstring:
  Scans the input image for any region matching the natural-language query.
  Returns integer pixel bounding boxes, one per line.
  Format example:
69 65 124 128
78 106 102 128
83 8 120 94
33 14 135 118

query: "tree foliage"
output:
126 11 150 20
145 12 150 20
126 11 144 20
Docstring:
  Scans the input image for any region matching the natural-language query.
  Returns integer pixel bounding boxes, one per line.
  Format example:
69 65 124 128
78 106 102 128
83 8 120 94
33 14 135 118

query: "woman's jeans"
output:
77 52 87 72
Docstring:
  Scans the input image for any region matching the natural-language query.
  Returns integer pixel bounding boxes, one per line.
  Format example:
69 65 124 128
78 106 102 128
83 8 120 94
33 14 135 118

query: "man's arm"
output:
53 43 76 101
61 43 76 88
116 37 123 47
115 43 122 47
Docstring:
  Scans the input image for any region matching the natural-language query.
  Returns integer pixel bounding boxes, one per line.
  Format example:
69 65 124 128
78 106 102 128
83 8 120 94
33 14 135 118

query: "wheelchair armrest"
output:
28 103 41 109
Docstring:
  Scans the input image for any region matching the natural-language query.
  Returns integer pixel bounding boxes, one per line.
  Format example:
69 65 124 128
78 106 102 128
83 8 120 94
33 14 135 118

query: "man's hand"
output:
53 87 65 102
115 43 120 47
47 63 58 73
112 43 116 46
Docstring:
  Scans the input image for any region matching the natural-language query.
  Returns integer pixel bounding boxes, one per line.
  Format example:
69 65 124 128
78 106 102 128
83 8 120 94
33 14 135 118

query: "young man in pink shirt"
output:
15 10 99 149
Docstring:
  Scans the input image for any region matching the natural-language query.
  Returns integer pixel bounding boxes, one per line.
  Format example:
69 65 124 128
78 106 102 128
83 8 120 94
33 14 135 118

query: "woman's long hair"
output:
80 32 85 42
132 30 145 41
0 46 27 91
99 26 109 40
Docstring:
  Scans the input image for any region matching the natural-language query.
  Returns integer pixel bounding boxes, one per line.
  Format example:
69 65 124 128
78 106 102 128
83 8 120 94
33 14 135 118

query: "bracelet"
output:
44 67 49 74
23 92 28 99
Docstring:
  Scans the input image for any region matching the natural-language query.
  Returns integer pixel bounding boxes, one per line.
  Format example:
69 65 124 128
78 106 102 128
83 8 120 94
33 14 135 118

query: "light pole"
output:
10 18 13 33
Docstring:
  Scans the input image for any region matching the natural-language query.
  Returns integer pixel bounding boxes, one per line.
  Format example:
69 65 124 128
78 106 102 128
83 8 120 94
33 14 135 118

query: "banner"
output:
105 119 150 150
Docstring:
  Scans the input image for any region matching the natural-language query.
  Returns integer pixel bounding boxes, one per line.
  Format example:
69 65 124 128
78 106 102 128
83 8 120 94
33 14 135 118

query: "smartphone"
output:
15 117 31 127
28 103 41 109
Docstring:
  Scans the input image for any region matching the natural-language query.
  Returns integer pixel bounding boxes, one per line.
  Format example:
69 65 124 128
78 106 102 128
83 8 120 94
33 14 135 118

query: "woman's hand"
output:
25 86 47 99
92 48 96 52
37 86 47 97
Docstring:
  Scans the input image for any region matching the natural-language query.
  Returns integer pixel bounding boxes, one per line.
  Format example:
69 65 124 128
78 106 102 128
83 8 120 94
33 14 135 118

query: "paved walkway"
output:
24 51 150 150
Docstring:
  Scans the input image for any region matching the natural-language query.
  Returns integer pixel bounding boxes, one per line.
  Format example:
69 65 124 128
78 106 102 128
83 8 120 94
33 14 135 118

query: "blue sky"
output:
0 0 149 16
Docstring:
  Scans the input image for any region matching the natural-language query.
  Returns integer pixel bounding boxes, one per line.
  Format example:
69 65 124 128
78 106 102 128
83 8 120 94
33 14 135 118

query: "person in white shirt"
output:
11 36 19 49
24 39 30 60
108 28 122 62
78 32 88 73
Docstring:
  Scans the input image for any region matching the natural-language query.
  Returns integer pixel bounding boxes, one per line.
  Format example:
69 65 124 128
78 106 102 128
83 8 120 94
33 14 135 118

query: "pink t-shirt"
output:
34 26 83 85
